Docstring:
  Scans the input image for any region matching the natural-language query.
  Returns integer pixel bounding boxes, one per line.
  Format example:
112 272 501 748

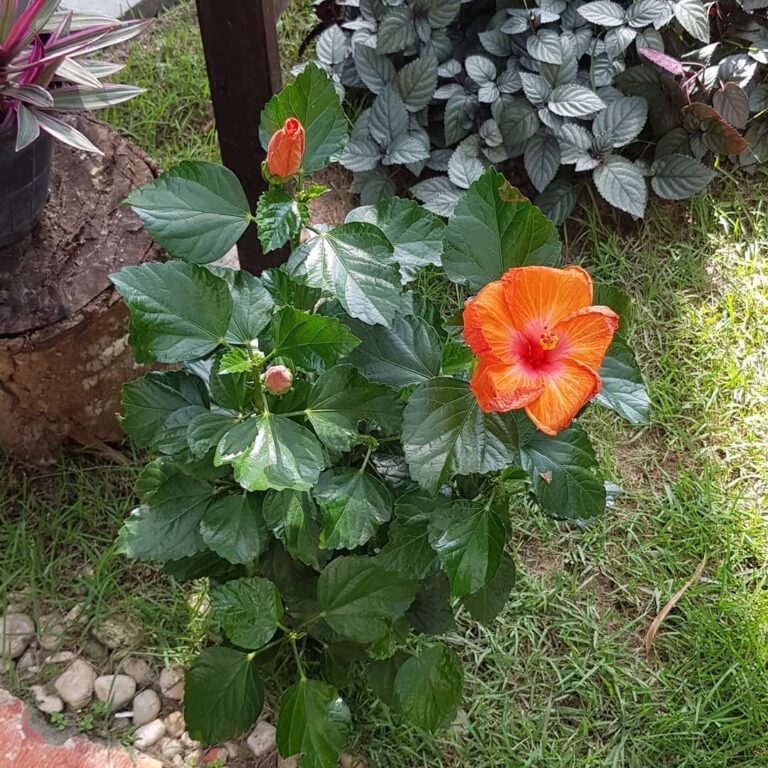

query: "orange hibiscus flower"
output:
463 266 618 436
266 117 305 180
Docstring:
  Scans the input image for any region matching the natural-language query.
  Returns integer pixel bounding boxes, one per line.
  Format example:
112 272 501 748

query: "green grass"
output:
103 0 318 168
6 3 768 765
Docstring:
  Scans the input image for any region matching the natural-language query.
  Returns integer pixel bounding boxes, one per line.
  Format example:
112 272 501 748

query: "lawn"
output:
3 1 768 766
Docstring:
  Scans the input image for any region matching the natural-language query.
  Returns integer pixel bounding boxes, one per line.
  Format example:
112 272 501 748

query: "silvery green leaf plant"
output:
111 65 649 766
314 0 767 222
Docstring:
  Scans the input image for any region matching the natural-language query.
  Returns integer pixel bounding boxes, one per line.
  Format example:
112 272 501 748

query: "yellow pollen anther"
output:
539 330 559 351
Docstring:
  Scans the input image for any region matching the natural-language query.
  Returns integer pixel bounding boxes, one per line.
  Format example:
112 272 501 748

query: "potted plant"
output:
0 0 147 249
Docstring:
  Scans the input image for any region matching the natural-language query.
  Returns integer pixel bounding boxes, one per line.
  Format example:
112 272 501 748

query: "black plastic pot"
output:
0 122 53 250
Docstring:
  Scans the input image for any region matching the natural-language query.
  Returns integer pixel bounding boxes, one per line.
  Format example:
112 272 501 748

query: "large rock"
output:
0 613 35 658
123 657 153 686
94 674 136 711
159 665 185 700
134 718 166 750
54 659 96 710
30 685 64 714
93 614 142 650
132 689 161 727
247 721 277 758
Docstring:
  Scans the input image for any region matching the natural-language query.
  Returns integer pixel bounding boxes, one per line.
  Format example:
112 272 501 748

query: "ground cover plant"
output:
110 64 648 766
316 0 768 221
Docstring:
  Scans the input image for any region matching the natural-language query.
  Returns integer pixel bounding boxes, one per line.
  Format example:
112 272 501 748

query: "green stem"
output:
289 633 306 681
360 444 373 473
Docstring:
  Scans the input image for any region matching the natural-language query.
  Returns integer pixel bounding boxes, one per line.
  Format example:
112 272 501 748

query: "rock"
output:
172 757 184 768
93 614 142 650
164 710 186 738
54 659 96 710
30 685 64 714
0 613 35 658
277 757 300 768
224 741 244 759
159 665 185 700
16 644 39 679
94 674 136 711
82 638 108 664
135 757 164 768
132 689 161 727
45 651 77 664
123 656 153 686
247 721 277 758
203 747 229 765
160 737 184 761
63 603 86 627
184 750 201 767
38 615 66 651
340 755 355 768
180 731 200 749
134 718 166 750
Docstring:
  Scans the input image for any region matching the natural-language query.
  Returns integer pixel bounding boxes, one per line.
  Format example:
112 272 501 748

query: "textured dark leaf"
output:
651 153 714 199
263 489 324 570
210 576 283 649
713 83 749 130
200 493 269 565
256 190 303 253
406 572 456 634
595 337 651 424
185 647 264 744
593 155 647 217
462 552 516 624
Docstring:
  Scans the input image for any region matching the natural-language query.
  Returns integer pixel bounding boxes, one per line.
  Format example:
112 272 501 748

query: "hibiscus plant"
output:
111 64 649 766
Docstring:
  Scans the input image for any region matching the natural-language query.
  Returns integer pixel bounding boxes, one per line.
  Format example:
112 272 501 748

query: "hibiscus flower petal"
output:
462 298 491 358
472 280 528 364
502 265 594 335
554 305 619 370
524 359 600 435
470 359 544 413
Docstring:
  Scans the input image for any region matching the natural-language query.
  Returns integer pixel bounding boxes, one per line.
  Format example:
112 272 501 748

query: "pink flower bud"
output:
264 365 293 395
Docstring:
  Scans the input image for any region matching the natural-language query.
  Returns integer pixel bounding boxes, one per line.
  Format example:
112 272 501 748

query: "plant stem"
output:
289 633 306 681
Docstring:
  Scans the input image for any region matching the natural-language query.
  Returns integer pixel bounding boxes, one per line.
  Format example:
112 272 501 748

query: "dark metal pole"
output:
195 0 284 273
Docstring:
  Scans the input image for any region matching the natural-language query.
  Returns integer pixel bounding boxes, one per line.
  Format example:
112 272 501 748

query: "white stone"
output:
31 685 64 714
247 721 277 758
277 757 300 768
134 718 166 750
38 615 66 652
160 737 183 761
159 665 184 700
135 757 164 768
171 756 184 768
94 674 136 711
0 613 35 658
122 656 153 686
132 689 161 727
45 651 77 664
93 614 142 650
180 731 200 749
164 710 185 738
54 659 96 710
63 604 86 627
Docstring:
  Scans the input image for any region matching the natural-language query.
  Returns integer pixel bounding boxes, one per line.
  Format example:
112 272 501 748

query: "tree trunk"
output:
0 115 161 462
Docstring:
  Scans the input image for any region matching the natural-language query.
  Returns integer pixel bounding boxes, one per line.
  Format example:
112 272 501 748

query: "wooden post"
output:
195 0 283 273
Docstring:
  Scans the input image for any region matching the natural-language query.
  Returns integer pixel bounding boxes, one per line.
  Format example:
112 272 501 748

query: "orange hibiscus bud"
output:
264 365 293 395
266 117 305 180
463 266 618 436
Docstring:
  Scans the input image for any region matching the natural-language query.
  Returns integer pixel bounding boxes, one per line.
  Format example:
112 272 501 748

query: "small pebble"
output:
94 674 136 711
164 710 186 738
160 665 185 700
277 757 300 768
63 604 86 627
45 651 77 664
31 685 64 714
132 689 161 727
247 720 277 758
134 718 166 750
180 730 200 749
160 737 184 761
54 659 96 710
0 613 35 658
123 656 153 686
38 615 66 651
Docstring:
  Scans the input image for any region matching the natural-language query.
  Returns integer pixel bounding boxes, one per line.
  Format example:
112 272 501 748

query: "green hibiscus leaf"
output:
260 62 348 173
307 364 403 452
402 378 520 494
111 262 232 364
394 644 464 732
346 197 445 283
367 653 408 709
374 489 441 581
318 556 417 643
461 552 516 624
442 167 560 292
153 405 210 460
256 190 304 252
286 223 401 327
428 499 506 598
216 414 325 493
517 416 606 520
345 313 443 389
596 337 651 425
271 307 360 373
200 493 270 565
263 489 325 570
314 468 393 551
117 468 211 561
185 647 264 744
262 267 322 312
210 576 283 649
406 572 456 635
209 361 252 412
276 679 351 768
121 371 209 448
208 268 274 345
188 412 238 459
124 161 251 264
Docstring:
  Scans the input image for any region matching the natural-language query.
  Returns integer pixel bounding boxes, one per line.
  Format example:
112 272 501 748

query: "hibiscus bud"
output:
264 365 293 395
266 117 305 180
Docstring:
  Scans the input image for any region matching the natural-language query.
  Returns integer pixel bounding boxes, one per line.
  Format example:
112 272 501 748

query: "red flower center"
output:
285 117 301 135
